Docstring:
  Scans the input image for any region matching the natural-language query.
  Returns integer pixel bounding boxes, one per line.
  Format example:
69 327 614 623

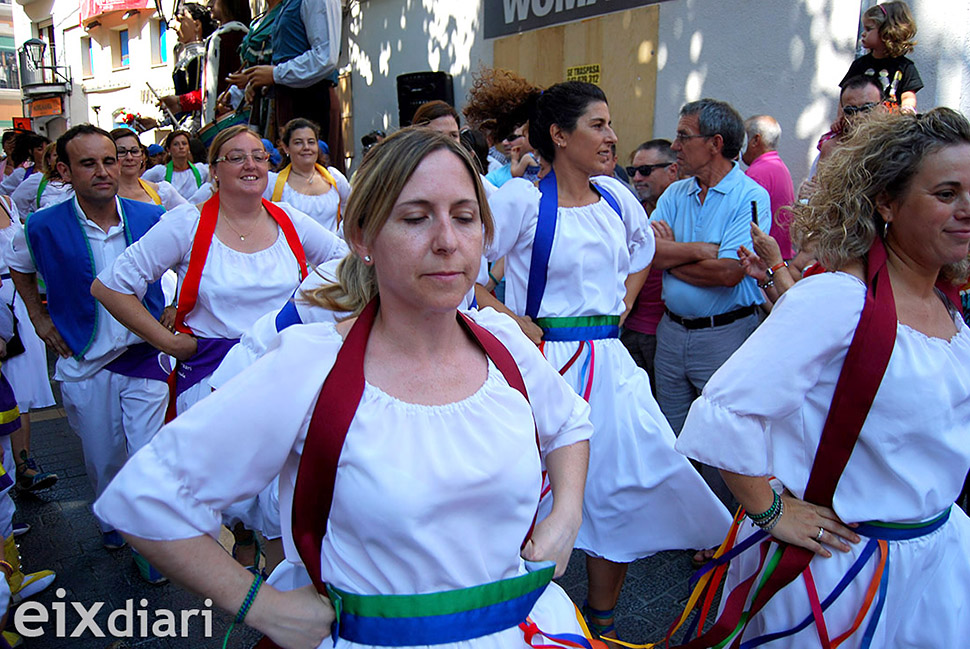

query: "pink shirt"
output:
624 266 665 335
745 151 795 259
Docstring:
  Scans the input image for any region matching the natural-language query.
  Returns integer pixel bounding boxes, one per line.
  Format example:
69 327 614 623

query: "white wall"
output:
344 0 492 163
305 0 970 176
653 0 860 187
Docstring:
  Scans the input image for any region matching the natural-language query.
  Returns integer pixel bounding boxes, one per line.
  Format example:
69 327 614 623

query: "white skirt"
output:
2 286 54 411
722 506 970 648
540 337 732 562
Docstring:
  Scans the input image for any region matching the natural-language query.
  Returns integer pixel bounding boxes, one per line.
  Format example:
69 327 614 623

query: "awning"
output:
81 0 153 25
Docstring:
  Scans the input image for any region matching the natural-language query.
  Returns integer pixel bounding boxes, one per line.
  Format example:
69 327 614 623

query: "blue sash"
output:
524 171 622 320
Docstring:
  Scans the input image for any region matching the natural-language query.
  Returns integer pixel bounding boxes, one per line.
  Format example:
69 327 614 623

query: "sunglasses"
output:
626 162 672 177
842 102 880 116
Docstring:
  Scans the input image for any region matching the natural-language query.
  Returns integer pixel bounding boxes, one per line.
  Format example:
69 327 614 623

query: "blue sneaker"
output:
132 550 167 585
102 530 126 550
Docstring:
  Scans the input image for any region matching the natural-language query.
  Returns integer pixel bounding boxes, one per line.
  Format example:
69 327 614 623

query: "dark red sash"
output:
165 194 309 421
676 238 899 648
255 299 541 648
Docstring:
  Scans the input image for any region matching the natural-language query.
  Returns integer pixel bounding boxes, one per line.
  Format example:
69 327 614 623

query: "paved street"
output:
11 385 711 648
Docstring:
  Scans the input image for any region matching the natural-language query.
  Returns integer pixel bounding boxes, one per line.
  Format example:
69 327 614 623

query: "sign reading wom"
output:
484 0 666 39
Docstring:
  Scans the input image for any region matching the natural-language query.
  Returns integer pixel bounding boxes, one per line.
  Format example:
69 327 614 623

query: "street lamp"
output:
22 38 46 70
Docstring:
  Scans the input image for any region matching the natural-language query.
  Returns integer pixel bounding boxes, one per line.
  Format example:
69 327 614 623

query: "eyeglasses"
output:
626 162 672 177
842 102 880 116
503 133 524 143
215 150 271 165
674 132 711 143
116 147 143 158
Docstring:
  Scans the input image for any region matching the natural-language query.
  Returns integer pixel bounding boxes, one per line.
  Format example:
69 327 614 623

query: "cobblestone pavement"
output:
12 400 711 648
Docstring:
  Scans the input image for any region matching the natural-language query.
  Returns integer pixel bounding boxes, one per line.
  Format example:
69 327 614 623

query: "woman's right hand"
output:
738 245 768 282
515 315 544 345
168 332 198 361
769 493 860 558
250 585 335 649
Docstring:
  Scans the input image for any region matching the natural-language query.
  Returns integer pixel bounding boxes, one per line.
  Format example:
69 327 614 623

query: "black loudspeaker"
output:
397 71 455 127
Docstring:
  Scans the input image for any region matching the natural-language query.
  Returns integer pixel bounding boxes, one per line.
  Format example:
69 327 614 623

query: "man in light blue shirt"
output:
649 99 770 506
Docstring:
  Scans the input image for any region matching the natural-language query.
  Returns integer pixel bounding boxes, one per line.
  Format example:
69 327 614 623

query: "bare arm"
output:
473 284 543 345
10 269 71 358
669 258 746 287
719 470 860 558
899 91 917 112
125 535 333 648
91 279 197 360
651 237 720 270
521 440 589 577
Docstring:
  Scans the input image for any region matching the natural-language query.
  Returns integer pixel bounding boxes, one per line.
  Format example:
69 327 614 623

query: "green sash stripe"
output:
534 315 620 329
327 561 555 619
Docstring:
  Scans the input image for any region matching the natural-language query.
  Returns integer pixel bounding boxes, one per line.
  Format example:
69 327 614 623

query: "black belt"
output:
665 305 757 330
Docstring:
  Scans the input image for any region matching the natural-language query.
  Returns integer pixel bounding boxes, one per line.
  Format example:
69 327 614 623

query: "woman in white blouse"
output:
676 108 970 647
264 118 350 234
94 128 594 649
110 129 187 211
140 130 209 200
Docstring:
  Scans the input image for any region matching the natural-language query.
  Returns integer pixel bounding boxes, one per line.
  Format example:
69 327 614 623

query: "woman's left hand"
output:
770 493 860 558
738 245 768 282
521 509 581 577
750 221 784 268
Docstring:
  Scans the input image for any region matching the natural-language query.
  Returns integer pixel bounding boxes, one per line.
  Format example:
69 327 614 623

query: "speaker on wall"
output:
397 71 455 127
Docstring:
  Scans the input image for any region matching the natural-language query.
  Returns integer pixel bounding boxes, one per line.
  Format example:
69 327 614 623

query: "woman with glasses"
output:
93 125 347 419
466 72 731 639
264 118 349 234
110 129 187 211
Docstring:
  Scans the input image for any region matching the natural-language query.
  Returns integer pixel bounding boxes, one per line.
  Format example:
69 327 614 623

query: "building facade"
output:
12 0 178 139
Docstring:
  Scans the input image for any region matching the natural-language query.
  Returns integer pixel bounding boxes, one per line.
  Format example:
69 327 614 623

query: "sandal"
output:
582 600 617 639
691 547 717 569
15 454 57 493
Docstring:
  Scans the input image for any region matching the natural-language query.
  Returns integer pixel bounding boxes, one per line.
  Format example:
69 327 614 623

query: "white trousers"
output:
60 371 167 532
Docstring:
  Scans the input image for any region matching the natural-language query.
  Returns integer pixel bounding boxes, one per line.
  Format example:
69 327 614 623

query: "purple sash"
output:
172 337 239 396
104 342 170 382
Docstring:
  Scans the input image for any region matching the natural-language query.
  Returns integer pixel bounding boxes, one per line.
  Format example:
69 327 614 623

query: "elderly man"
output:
621 139 679 390
650 99 770 506
742 115 795 259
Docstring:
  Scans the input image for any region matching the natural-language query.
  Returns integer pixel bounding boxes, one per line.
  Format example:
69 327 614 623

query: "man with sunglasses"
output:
7 125 169 582
801 76 885 201
621 139 679 392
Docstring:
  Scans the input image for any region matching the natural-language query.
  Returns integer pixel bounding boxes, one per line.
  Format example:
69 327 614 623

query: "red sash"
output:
292 298 541 594
256 300 542 649
676 238 899 648
165 194 309 421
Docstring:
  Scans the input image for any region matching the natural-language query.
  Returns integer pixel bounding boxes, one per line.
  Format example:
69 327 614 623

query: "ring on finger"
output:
814 526 824 542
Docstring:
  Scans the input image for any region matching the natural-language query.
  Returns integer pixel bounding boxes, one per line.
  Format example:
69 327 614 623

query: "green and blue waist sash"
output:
326 561 555 646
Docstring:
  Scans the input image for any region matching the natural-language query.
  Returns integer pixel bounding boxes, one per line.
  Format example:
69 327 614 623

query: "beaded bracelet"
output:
236 574 264 624
747 490 780 524
759 497 785 532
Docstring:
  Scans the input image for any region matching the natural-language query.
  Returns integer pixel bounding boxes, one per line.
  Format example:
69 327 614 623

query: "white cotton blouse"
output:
141 163 210 200
676 271 970 524
94 308 592 601
97 202 348 339
486 175 654 318
263 167 351 233
11 174 73 216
